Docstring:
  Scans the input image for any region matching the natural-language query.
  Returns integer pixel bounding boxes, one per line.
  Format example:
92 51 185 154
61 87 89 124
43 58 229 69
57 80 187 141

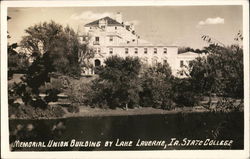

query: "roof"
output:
85 16 123 27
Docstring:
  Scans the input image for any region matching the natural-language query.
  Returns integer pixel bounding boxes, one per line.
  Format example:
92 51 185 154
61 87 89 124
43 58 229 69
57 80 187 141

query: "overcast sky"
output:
8 6 242 49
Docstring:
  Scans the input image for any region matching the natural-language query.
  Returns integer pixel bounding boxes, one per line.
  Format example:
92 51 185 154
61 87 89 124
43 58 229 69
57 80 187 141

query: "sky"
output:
8 6 242 49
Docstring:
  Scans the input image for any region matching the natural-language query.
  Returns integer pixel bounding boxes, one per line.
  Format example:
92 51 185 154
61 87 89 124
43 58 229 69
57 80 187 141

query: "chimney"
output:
115 12 122 23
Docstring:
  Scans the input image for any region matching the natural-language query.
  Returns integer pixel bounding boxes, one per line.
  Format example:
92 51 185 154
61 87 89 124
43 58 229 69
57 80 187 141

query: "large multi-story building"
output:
79 12 203 77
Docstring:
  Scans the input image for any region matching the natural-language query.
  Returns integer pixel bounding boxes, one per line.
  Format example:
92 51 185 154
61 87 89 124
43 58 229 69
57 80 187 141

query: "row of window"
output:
94 58 168 67
109 48 168 54
96 36 137 43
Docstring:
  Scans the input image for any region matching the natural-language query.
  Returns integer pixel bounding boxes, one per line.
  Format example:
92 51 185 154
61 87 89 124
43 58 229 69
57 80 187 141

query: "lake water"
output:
9 112 244 151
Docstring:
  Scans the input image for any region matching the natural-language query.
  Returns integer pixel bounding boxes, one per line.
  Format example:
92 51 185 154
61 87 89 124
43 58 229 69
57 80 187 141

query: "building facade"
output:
79 12 202 76
176 51 206 78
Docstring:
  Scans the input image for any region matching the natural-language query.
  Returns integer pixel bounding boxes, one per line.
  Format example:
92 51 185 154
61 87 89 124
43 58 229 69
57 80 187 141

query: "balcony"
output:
93 41 100 45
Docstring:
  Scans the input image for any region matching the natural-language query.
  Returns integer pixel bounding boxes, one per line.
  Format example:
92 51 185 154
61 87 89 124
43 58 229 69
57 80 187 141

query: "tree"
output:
20 21 90 77
140 63 174 109
8 16 29 77
188 33 243 99
88 56 142 109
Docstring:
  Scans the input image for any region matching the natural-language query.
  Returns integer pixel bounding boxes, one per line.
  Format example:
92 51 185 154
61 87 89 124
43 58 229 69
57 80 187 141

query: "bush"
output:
66 77 93 105
67 104 80 113
172 78 199 107
140 63 174 110
9 104 65 119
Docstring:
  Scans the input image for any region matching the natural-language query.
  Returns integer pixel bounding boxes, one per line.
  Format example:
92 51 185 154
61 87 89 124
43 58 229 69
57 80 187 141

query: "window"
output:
163 60 167 65
132 39 135 42
94 59 101 67
144 48 148 54
154 48 157 54
134 48 138 54
94 37 100 45
109 48 113 54
163 48 167 54
109 36 113 42
97 48 101 53
125 48 129 54
180 60 184 67
115 26 117 30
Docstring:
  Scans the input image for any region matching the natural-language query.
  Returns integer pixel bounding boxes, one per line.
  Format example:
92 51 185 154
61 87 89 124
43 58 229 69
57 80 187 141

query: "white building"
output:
79 12 202 76
176 51 207 78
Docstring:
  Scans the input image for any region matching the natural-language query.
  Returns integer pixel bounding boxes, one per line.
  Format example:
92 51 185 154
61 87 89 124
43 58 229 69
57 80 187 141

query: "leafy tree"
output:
20 21 91 77
140 63 174 109
11 51 60 109
171 78 199 107
188 33 243 99
88 56 142 109
178 46 208 54
7 16 29 77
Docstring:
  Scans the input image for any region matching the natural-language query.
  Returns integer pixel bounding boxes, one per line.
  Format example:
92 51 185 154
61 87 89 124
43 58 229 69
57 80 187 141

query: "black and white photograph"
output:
1 0 249 158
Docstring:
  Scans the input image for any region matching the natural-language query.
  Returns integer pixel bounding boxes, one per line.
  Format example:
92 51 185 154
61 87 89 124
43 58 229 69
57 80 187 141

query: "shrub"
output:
66 77 92 105
67 104 80 113
140 63 174 110
9 104 65 119
172 78 199 107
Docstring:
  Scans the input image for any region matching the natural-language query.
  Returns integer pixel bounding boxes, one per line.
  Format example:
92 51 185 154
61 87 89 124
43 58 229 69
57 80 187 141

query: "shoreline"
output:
9 106 236 120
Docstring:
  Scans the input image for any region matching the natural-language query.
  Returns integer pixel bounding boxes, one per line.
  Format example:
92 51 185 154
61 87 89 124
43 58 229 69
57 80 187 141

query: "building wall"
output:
80 14 200 77
89 46 179 75
176 52 207 78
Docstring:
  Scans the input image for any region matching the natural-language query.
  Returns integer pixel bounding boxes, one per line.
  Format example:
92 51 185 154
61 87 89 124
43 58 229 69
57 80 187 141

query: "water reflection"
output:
9 112 244 151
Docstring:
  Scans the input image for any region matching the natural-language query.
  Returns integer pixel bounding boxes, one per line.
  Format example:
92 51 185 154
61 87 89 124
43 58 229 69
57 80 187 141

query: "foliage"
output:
9 51 61 110
178 46 208 54
67 81 92 105
88 56 142 109
8 16 29 77
20 21 88 77
67 104 80 113
171 78 199 107
140 63 174 109
9 104 65 119
188 43 243 98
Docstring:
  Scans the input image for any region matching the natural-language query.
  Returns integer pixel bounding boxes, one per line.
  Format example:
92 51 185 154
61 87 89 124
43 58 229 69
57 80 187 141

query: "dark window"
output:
95 37 99 41
94 59 101 67
125 48 129 54
154 48 157 54
163 48 167 54
144 48 147 54
115 27 117 30
134 48 138 54
180 60 184 67
163 60 167 64
109 37 113 42
109 48 113 54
